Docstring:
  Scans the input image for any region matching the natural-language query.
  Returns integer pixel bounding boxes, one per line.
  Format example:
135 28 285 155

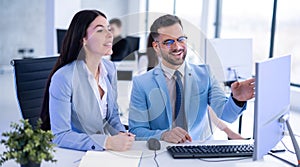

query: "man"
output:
128 14 255 143
109 18 130 61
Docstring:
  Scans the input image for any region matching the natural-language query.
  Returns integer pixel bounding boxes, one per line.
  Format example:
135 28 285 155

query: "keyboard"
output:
167 144 254 159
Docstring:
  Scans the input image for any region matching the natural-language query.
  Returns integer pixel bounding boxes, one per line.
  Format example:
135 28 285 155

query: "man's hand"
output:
231 78 255 101
161 127 192 143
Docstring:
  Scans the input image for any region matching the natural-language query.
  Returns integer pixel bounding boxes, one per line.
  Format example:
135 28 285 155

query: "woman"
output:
40 10 134 151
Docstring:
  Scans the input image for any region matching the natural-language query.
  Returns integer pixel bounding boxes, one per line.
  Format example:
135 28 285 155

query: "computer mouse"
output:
147 138 161 150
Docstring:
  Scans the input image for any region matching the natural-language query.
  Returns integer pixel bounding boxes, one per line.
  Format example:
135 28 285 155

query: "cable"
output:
268 152 297 167
284 131 300 139
283 130 300 154
138 152 143 167
198 157 250 162
154 150 159 167
281 140 296 154
294 133 300 138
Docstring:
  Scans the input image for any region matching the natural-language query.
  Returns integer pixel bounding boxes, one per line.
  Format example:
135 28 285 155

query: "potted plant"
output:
0 119 56 167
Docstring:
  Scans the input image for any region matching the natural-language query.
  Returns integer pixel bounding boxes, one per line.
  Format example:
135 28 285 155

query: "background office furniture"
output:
0 140 291 167
56 29 67 53
10 56 58 127
114 36 140 124
111 36 131 61
126 36 140 57
116 70 133 129
111 36 140 62
117 70 133 81
206 39 253 135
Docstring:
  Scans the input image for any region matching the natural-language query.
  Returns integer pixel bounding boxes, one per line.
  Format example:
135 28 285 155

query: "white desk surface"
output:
0 140 293 167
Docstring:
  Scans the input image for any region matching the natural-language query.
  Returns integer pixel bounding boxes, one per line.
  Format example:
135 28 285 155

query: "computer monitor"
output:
126 36 140 53
56 29 67 53
253 55 291 160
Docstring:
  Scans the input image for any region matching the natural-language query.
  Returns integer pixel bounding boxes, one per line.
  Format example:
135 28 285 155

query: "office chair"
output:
11 56 58 127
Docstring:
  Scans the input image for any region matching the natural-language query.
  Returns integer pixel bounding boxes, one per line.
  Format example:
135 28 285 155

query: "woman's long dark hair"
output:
40 10 107 130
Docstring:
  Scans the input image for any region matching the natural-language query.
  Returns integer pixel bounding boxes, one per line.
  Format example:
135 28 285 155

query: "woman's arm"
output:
208 106 244 140
49 70 107 151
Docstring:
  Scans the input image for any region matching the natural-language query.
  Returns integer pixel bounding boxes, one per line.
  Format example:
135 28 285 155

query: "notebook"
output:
79 150 142 167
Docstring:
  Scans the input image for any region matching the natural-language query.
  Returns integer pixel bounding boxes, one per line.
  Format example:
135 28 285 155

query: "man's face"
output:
152 23 187 69
110 23 121 38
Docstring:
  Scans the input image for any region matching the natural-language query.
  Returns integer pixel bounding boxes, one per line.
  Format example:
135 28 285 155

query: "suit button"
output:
91 145 95 150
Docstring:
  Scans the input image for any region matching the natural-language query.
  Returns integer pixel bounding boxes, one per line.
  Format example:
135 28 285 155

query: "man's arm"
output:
128 78 168 140
206 66 247 123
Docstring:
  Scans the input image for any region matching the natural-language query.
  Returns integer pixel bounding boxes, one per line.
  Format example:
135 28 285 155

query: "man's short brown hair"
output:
109 18 122 28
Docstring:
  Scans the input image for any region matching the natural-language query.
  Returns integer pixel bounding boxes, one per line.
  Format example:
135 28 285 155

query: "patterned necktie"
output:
174 70 186 129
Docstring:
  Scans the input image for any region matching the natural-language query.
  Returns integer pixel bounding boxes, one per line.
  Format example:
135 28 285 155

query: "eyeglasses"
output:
156 36 187 48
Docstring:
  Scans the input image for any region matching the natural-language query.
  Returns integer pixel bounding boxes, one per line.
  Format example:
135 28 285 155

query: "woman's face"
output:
83 15 113 57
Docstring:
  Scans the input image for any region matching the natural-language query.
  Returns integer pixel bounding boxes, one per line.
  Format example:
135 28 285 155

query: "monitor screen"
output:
253 55 291 160
126 36 140 54
56 29 67 53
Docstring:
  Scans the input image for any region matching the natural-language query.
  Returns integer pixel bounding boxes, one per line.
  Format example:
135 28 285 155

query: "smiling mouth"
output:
172 50 183 57
103 42 112 47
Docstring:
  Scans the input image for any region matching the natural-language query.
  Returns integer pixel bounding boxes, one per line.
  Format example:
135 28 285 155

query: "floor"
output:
0 66 299 140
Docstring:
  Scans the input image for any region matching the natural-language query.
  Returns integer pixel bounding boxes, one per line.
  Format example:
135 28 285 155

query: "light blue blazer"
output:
128 63 246 141
49 59 125 151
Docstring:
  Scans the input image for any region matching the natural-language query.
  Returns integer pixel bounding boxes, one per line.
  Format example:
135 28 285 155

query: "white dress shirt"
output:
83 62 108 119
161 62 185 127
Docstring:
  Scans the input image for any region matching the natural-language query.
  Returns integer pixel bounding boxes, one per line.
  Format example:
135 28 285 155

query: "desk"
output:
1 140 293 167
135 140 292 167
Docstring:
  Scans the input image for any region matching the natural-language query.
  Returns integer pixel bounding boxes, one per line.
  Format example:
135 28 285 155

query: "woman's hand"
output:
105 132 135 151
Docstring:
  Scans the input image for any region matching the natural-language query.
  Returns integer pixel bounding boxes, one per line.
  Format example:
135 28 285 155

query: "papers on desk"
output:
79 150 143 167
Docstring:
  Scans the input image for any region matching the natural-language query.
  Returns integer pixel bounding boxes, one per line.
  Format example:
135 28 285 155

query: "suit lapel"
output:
73 60 104 133
184 63 199 131
153 67 173 127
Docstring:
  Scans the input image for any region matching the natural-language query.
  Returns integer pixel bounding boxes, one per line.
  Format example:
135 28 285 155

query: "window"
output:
221 0 300 84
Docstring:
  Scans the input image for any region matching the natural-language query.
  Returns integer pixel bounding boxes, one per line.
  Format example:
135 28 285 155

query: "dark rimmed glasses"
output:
156 36 187 48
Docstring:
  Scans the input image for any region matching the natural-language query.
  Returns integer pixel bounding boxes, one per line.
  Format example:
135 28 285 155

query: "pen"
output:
127 132 136 137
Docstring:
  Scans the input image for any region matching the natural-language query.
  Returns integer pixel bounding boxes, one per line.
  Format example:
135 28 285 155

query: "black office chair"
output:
11 56 58 127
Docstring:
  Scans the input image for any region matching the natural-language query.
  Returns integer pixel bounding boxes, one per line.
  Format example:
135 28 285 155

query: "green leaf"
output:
0 119 56 165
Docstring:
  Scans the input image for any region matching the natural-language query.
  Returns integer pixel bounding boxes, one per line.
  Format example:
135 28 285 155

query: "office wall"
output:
55 0 131 29
81 0 128 19
81 0 140 39
0 0 146 68
54 0 139 53
0 0 46 66
55 0 81 29
0 0 140 66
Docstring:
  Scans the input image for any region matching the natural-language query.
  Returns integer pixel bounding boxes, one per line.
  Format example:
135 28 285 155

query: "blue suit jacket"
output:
49 59 125 151
128 63 246 140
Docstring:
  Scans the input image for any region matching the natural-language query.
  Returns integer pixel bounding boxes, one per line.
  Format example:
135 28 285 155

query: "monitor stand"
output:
279 114 300 167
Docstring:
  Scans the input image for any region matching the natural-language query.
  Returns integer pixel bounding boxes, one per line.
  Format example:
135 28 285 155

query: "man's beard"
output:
162 48 186 66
